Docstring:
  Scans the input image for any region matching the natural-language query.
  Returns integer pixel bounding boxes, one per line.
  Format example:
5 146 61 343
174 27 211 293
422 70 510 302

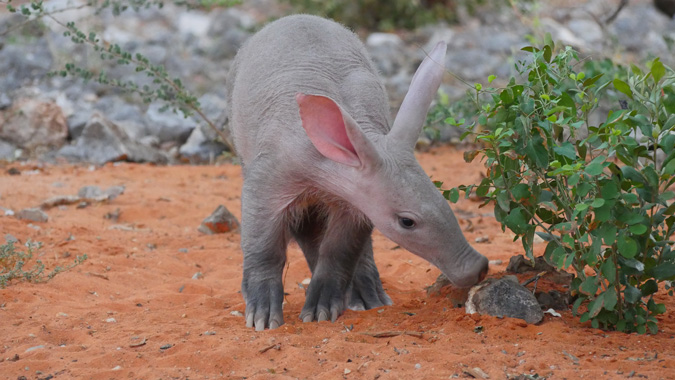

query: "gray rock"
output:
366 33 407 77
0 36 53 93
179 126 227 163
566 19 604 46
145 102 195 144
0 92 11 110
77 185 104 199
16 207 49 223
465 276 544 324
178 93 229 162
206 9 253 60
198 205 240 234
94 96 146 129
610 4 671 53
57 112 169 164
0 98 68 150
0 139 17 160
445 48 501 81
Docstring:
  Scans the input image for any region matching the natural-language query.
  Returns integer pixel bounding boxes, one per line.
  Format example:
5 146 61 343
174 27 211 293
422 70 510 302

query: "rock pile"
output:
0 0 673 163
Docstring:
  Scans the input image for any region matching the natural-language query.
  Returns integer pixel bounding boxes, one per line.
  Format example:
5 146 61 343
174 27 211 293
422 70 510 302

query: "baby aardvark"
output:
226 15 489 330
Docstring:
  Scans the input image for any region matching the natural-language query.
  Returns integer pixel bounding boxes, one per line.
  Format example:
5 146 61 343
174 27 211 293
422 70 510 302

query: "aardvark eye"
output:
399 217 416 229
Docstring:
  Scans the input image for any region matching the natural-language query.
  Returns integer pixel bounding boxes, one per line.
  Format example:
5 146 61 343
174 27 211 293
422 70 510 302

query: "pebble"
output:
198 205 240 235
230 310 244 317
15 208 49 223
105 318 117 323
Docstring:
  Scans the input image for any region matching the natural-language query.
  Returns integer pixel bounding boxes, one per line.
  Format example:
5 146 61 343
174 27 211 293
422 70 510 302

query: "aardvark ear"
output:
389 41 447 148
296 93 379 168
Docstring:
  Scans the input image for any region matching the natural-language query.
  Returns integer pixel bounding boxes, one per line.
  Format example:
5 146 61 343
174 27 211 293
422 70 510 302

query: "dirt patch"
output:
1 147 673 379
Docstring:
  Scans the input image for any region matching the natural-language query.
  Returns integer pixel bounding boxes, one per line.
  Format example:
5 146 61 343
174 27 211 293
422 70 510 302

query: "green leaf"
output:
488 75 496 84
600 181 619 200
585 159 606 176
613 78 633 99
511 183 531 202
575 203 589 212
601 259 616 283
662 159 675 176
652 263 675 280
580 276 598 296
617 232 639 259
624 285 642 304
629 224 648 235
651 59 665 83
591 198 605 208
504 208 530 235
587 293 605 318
603 288 617 311
543 44 552 63
554 142 577 160
582 73 604 88
448 188 460 203
640 280 658 296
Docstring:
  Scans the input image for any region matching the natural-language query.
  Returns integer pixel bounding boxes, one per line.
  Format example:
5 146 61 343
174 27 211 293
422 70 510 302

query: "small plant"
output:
439 39 675 334
0 240 87 288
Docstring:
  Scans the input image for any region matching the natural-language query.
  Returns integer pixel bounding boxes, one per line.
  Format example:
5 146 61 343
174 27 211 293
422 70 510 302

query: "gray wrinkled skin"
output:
227 15 489 331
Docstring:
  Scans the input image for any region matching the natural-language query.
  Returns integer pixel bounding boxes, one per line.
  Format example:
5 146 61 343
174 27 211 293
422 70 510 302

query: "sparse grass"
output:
0 240 87 288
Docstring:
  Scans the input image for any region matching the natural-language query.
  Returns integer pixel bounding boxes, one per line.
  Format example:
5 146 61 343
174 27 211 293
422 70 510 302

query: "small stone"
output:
56 312 68 317
160 344 172 350
414 363 421 370
40 195 81 209
230 310 244 317
104 185 125 200
192 272 203 280
463 367 490 379
203 331 216 335
301 278 311 286
105 318 117 323
198 205 240 234
178 248 188 253
475 236 490 243
15 208 48 223
77 186 105 199
465 277 543 324
112 365 122 371
344 368 351 375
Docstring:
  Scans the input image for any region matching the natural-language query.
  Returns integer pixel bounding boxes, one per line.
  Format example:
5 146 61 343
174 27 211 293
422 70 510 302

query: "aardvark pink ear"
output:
296 93 373 167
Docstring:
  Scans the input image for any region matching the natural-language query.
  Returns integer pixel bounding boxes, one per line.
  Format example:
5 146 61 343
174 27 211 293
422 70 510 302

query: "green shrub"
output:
0 240 87 288
439 39 675 334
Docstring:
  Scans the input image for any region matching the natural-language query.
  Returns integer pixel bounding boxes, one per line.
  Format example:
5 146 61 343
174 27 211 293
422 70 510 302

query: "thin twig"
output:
258 343 281 354
605 0 628 25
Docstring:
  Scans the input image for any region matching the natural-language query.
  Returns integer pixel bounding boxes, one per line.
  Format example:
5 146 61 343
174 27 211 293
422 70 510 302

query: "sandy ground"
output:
1 147 674 380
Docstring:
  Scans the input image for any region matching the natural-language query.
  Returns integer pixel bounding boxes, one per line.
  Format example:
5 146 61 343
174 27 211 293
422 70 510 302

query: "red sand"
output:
1 147 673 379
